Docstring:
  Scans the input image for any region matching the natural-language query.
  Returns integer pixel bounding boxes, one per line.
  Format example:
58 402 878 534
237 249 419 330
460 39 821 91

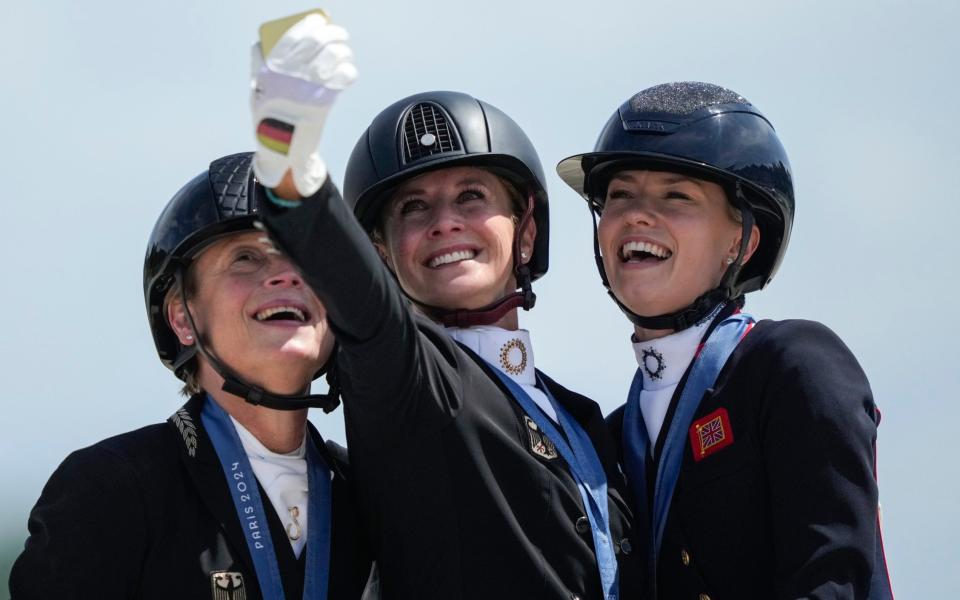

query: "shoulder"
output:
733 318 876 422
41 422 181 506
746 318 850 351
734 319 863 377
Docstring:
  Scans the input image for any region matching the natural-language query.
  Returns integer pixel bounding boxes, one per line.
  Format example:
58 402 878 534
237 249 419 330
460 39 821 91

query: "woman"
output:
556 82 892 599
250 18 640 599
10 153 372 599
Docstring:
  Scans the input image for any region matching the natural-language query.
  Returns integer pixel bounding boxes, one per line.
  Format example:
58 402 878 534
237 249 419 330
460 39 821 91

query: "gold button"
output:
681 549 691 566
699 594 711 600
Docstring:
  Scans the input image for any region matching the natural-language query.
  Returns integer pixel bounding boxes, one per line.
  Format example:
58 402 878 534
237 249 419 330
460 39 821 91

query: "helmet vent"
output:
402 102 461 163
209 153 254 218
629 82 750 116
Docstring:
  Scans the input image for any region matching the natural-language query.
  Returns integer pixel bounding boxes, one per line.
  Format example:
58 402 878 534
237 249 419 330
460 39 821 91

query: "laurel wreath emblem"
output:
171 408 198 458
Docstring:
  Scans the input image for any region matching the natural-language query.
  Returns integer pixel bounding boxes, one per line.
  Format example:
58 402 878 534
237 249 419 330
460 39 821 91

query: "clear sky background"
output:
1 0 956 596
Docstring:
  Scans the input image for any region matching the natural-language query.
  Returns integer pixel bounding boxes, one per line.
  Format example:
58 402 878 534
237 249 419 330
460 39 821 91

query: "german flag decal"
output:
257 118 294 155
689 407 734 462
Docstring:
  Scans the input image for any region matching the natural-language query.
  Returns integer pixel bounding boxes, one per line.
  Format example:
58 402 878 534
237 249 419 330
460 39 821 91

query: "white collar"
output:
632 314 715 391
230 416 307 461
446 325 537 386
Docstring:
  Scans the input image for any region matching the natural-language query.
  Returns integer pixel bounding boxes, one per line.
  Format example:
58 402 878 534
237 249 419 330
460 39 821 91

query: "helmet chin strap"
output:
589 182 754 332
175 269 341 413
415 192 538 329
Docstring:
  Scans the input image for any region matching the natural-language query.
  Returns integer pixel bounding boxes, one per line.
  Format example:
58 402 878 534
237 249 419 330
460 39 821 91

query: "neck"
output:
416 303 521 331
632 324 675 343
200 368 309 453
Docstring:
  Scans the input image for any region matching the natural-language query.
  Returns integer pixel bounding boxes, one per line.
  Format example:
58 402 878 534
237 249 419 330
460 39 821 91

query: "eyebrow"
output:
610 172 701 187
395 178 492 197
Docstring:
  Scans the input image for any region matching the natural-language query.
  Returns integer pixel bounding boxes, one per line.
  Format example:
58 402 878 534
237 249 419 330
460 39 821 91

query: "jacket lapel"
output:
167 394 256 576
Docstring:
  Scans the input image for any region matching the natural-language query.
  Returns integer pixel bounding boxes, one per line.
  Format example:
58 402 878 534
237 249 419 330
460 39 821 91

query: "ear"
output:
730 223 761 265
166 293 195 346
373 239 398 274
519 217 537 264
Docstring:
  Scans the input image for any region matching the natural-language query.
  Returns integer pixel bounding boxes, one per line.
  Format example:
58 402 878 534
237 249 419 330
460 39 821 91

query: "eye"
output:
457 188 485 202
398 198 428 215
664 190 695 201
231 247 265 270
606 188 632 201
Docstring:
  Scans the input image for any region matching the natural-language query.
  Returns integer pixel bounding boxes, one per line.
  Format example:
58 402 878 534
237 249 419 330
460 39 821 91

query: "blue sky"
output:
2 0 957 595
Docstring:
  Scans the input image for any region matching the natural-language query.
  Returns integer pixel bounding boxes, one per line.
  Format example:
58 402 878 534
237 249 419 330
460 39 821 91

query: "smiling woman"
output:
557 81 893 599
257 79 643 596
9 153 374 599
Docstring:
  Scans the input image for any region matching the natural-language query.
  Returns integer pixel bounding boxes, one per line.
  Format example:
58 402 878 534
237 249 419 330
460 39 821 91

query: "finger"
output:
269 22 349 65
325 61 358 90
305 42 355 82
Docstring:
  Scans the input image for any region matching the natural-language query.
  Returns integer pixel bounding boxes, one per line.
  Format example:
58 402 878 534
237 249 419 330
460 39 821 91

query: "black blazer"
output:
9 394 372 600
609 319 889 599
263 179 642 599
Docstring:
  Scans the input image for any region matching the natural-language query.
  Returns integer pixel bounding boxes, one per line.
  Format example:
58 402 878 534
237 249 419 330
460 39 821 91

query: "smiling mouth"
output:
254 306 308 323
428 249 477 268
620 240 672 263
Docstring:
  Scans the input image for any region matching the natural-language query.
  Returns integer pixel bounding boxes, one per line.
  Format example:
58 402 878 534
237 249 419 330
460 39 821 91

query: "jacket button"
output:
699 594 711 600
575 516 590 533
619 538 633 555
681 549 691 566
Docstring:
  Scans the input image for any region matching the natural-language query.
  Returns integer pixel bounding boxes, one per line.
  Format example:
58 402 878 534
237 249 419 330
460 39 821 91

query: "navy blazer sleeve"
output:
10 445 148 599
758 320 880 598
261 179 464 444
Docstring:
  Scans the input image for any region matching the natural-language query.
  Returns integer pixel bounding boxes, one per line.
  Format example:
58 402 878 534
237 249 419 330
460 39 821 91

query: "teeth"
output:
255 306 306 322
621 240 672 260
429 249 476 268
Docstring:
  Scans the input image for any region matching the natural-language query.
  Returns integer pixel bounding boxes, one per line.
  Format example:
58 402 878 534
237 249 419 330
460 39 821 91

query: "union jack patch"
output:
689 408 734 462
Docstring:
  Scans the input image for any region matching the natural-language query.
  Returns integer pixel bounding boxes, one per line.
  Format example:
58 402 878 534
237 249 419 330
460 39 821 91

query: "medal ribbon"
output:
487 367 619 600
622 312 754 589
201 395 332 600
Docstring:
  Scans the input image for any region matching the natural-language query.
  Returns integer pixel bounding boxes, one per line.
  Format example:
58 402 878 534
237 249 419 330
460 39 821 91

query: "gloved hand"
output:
251 13 357 197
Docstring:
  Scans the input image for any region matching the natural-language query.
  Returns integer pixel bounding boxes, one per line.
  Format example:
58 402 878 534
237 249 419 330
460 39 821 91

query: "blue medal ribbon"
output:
622 312 754 588
201 395 332 600
486 367 619 600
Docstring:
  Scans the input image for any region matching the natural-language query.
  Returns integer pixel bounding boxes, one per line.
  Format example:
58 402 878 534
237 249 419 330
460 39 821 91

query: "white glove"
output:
251 13 357 197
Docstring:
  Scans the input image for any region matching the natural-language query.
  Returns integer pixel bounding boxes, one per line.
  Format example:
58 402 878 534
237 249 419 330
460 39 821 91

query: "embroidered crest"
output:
641 347 666 380
171 407 198 458
210 571 246 600
499 338 528 376
689 408 734 462
524 416 558 460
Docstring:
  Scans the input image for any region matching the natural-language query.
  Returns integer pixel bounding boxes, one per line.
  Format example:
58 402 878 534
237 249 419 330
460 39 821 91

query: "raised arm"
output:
247 15 460 435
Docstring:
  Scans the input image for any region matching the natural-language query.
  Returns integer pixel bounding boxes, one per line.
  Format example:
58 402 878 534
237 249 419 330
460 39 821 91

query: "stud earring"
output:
186 334 193 340
520 251 528 260
725 257 735 265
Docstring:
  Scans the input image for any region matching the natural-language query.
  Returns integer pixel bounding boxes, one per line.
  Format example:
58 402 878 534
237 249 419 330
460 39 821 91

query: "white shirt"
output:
446 325 558 423
231 416 309 557
631 314 716 450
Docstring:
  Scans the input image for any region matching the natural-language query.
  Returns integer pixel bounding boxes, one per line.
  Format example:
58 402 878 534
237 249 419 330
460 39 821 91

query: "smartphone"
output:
258 9 329 56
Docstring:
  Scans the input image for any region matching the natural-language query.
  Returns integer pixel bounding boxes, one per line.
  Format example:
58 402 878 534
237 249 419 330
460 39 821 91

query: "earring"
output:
725 257 735 265
186 334 193 341
520 251 528 260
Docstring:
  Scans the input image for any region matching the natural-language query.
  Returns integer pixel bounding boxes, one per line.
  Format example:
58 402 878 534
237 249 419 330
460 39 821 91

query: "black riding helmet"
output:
343 91 549 326
557 82 795 330
144 152 339 411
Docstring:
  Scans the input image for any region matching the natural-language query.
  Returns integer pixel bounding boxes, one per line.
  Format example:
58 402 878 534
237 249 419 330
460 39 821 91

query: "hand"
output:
251 13 357 197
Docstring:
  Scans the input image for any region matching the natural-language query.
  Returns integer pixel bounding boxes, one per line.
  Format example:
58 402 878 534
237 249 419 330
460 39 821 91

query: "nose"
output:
265 259 303 289
622 196 658 226
428 201 464 238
